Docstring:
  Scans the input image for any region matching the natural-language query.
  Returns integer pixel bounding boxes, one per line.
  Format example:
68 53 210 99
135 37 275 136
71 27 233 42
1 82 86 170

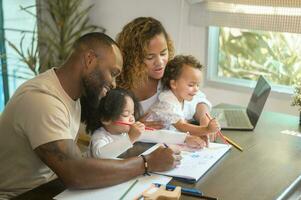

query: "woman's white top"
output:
89 127 133 159
139 81 163 114
148 90 212 130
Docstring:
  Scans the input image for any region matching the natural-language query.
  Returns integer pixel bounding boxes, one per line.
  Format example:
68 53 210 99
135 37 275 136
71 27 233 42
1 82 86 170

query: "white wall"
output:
89 0 299 116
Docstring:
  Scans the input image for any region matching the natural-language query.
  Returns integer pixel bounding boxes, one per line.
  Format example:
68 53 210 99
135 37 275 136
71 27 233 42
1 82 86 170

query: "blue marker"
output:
153 183 202 197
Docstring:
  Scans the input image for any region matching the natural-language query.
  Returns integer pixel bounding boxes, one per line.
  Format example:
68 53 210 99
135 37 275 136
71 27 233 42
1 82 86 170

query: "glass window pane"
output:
218 27 301 86
0 67 4 112
3 0 36 98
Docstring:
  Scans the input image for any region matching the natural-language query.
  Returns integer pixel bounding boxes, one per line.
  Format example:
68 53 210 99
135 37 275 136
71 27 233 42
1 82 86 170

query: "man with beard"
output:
0 32 180 199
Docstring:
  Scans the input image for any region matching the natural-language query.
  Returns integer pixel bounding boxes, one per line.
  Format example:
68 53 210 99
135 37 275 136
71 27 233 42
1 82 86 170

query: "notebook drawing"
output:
211 75 271 131
142 143 231 183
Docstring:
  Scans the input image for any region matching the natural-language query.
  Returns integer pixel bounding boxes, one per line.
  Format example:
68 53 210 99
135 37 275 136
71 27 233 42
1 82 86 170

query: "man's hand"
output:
128 122 145 143
34 140 182 189
145 146 181 172
34 139 151 189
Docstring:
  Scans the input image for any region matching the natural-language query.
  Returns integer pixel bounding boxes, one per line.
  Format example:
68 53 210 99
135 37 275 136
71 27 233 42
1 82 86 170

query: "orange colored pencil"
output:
223 135 243 152
206 113 243 151
205 113 243 151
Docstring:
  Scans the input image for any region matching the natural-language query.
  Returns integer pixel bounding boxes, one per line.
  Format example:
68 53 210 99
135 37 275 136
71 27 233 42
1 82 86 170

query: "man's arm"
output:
35 139 177 189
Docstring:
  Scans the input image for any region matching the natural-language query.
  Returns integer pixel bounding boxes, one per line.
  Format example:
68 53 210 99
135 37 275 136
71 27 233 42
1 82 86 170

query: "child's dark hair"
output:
81 88 142 134
162 55 203 90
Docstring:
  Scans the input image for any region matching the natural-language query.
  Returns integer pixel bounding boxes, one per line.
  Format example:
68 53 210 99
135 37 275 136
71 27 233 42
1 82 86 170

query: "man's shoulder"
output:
20 68 58 93
12 68 73 110
11 69 55 98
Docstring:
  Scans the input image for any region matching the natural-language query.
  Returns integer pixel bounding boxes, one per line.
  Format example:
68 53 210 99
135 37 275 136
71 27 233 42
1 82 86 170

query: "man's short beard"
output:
83 82 101 109
80 72 107 123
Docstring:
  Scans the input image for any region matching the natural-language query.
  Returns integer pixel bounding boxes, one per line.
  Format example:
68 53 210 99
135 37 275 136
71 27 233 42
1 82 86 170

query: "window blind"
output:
189 0 301 33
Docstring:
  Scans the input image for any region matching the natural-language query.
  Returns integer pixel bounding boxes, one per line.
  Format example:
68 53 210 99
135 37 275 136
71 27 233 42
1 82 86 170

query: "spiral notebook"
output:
142 143 231 183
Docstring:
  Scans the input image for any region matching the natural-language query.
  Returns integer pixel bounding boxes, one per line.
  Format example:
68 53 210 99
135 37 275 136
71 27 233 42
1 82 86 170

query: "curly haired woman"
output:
116 17 212 130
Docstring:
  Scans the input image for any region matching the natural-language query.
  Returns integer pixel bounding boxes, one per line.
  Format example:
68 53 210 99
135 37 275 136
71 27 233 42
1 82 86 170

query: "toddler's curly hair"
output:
162 55 203 90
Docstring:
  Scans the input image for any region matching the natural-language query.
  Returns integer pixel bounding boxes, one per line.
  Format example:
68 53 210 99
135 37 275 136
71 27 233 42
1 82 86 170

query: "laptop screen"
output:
246 76 271 127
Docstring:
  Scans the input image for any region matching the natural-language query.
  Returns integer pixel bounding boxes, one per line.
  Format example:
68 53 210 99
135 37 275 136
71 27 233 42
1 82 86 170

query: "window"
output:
207 27 301 92
0 0 37 111
0 0 6 111
189 0 301 93
0 71 3 110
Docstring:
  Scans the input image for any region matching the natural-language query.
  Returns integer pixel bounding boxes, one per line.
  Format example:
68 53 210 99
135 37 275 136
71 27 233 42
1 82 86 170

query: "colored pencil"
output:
216 131 229 145
119 179 139 200
223 135 243 152
163 143 169 148
205 113 228 145
114 121 156 131
205 113 243 151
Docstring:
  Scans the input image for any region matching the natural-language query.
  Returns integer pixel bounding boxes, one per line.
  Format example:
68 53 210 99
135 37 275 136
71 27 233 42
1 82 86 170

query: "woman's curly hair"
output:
162 55 203 90
116 17 175 90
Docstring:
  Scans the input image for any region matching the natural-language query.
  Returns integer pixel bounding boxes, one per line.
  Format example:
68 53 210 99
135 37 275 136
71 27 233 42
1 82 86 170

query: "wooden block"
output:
142 185 181 200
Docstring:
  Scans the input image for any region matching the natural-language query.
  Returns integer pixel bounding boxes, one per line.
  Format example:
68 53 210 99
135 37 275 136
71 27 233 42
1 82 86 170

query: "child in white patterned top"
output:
148 55 220 144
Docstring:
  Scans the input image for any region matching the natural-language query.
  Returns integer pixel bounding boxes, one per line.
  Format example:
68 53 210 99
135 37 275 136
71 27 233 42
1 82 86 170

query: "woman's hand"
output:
138 112 164 129
184 135 206 149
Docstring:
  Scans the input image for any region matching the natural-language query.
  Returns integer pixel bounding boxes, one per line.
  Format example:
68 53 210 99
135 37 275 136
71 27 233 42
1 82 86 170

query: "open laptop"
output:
211 75 271 131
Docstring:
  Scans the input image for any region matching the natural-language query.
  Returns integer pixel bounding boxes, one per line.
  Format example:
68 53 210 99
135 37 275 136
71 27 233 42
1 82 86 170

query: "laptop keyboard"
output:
224 110 251 127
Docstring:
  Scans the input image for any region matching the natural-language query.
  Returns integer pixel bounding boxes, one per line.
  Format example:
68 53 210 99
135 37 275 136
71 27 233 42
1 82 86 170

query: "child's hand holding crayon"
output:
128 121 145 143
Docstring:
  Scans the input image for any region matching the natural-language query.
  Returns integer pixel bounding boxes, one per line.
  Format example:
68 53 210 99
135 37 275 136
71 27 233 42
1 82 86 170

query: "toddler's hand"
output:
128 122 145 143
206 118 220 133
184 135 206 149
210 132 217 142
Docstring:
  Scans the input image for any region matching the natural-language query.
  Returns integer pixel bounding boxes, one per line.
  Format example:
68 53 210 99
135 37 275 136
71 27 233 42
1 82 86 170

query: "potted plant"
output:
2 0 104 105
6 0 104 75
291 82 301 125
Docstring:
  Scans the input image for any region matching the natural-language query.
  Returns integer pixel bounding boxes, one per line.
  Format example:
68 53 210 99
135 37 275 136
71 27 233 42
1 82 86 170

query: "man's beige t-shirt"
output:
0 68 81 199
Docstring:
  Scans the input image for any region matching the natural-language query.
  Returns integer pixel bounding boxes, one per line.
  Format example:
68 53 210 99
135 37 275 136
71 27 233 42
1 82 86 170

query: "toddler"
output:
148 55 220 140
